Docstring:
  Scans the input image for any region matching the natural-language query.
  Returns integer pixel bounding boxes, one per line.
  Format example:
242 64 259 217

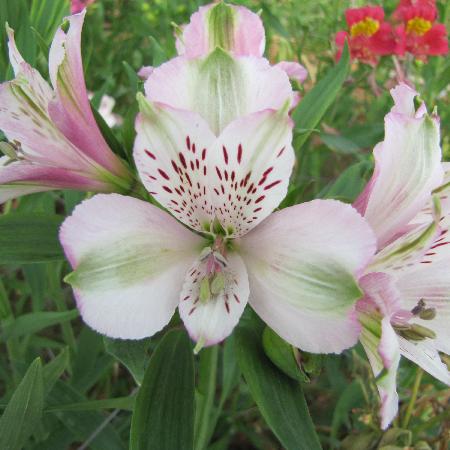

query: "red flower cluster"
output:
336 0 448 65
395 0 448 60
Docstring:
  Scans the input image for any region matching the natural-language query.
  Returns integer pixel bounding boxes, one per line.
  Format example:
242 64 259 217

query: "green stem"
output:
194 346 219 450
401 368 423 428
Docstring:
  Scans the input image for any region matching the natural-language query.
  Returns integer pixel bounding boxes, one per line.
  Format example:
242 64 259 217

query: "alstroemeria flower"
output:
0 11 133 203
394 0 448 60
60 89 376 353
354 83 449 429
335 6 397 66
172 2 307 85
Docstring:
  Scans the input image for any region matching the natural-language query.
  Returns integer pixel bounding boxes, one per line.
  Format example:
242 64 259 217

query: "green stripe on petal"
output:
206 2 237 52
65 241 181 291
369 196 442 273
197 48 245 135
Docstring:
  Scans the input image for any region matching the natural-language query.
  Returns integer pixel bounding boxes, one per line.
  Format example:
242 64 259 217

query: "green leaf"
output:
46 381 126 450
104 337 151 385
235 314 322 450
320 161 371 203
194 345 219 450
45 396 135 412
2 310 79 340
0 358 44 450
0 213 64 263
130 329 195 450
262 326 309 383
42 347 70 395
331 380 364 440
292 43 350 150
91 102 128 160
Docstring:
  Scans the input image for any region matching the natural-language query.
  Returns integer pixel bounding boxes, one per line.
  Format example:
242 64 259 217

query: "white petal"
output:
178 252 249 347
239 199 376 353
60 194 203 339
208 109 294 237
145 52 293 135
398 337 450 385
359 314 400 430
395 258 450 355
134 98 216 232
355 83 443 248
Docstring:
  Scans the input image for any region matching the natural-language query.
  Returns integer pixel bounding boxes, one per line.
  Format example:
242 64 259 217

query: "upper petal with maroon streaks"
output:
134 95 294 237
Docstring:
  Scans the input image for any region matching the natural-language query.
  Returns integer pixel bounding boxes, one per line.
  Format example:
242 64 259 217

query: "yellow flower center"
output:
406 17 432 36
350 17 380 37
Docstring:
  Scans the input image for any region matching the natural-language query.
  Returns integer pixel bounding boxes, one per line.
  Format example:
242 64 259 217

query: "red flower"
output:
335 6 397 66
394 0 448 59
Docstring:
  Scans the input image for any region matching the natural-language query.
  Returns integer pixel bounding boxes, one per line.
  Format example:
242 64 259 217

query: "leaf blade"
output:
0 213 64 263
0 358 44 450
235 315 322 450
292 43 350 150
130 329 195 450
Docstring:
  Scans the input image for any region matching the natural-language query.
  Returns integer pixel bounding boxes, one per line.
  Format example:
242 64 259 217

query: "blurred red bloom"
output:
335 6 397 66
394 0 448 59
71 0 95 14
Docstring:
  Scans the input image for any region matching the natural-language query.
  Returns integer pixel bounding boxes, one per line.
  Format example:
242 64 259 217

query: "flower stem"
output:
402 367 423 429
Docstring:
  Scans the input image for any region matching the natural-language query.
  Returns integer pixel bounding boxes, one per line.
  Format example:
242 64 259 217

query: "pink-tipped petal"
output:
145 52 293 135
137 65 154 80
275 61 308 83
359 314 400 430
175 4 212 58
208 108 294 237
178 252 249 347
48 11 127 176
60 194 203 339
176 3 265 58
355 83 443 248
0 76 98 173
239 199 376 353
0 158 110 203
357 275 401 430
134 98 216 232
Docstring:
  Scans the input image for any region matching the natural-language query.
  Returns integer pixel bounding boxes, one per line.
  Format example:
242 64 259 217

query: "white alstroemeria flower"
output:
60 89 376 353
354 83 450 429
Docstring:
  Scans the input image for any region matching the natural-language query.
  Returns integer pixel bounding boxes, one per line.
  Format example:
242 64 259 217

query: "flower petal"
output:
60 193 203 339
0 31 93 171
395 257 450 355
275 61 308 83
144 51 293 135
176 3 265 58
209 108 294 237
178 251 249 348
134 97 216 232
354 83 443 248
359 311 400 429
357 273 401 429
48 11 128 176
398 337 450 385
0 158 110 203
239 199 376 353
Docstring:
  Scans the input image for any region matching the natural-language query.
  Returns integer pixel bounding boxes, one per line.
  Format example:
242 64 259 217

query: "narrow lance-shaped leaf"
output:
292 43 350 149
130 329 195 450
2 309 79 340
0 358 44 450
235 313 322 450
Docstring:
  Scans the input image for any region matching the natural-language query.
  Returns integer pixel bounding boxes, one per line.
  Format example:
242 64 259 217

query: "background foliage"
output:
0 0 449 449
